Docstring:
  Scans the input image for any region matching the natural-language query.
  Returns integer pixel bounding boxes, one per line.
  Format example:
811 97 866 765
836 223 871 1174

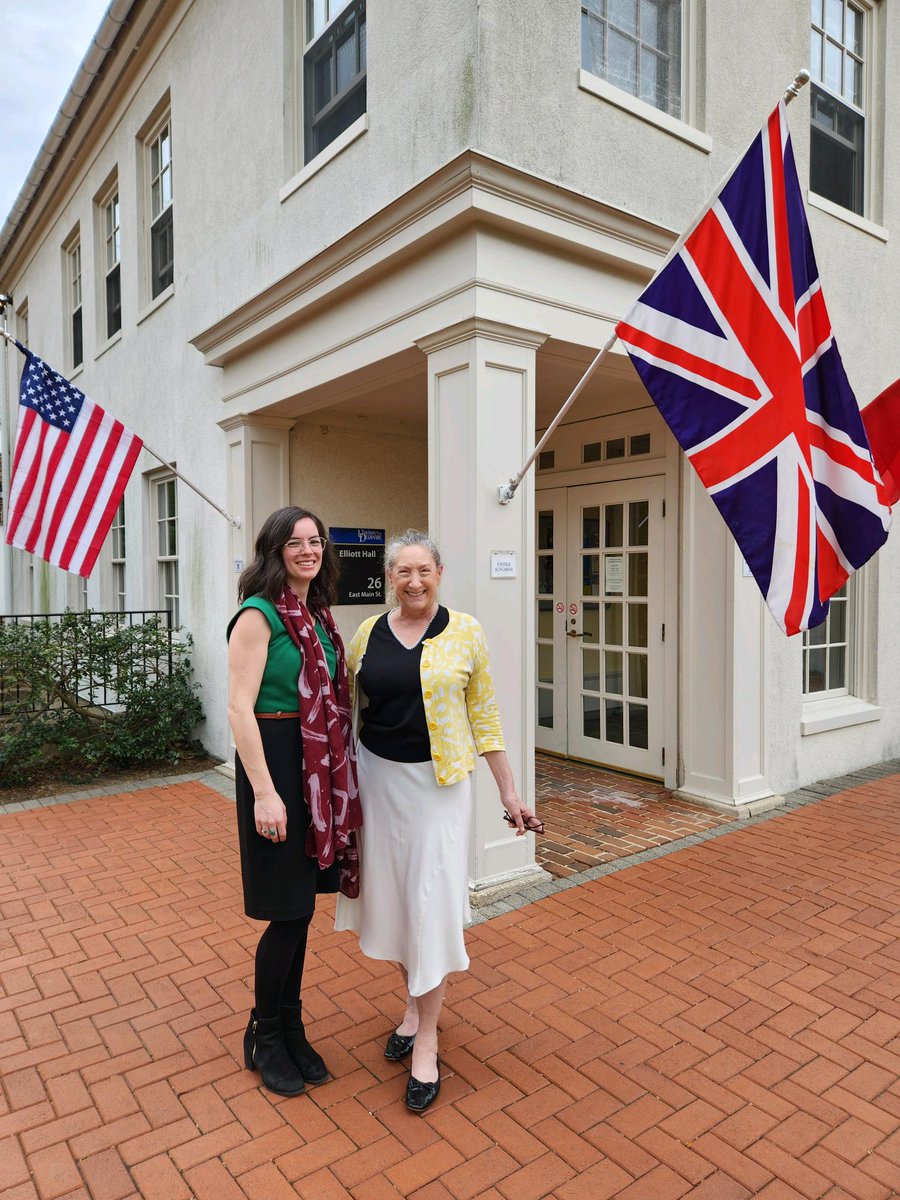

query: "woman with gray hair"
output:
335 530 540 1112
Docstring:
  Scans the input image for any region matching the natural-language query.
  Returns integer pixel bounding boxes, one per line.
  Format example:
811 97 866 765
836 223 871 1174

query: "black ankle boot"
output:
280 1004 329 1084
243 1010 306 1096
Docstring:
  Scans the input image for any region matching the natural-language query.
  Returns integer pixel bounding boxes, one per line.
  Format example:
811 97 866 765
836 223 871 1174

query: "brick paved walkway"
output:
534 756 731 879
2 773 900 1199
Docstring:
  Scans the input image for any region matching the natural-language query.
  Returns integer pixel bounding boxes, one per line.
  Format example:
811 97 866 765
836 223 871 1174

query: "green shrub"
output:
0 611 204 786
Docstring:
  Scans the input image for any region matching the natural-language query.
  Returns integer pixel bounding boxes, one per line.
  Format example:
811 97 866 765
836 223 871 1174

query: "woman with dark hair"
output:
227 505 361 1097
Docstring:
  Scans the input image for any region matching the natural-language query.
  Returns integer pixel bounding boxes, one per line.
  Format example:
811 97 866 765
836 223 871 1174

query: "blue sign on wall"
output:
329 527 385 605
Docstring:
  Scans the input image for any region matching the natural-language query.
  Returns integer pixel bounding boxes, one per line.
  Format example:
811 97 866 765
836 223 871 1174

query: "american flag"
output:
5 345 143 578
615 102 891 635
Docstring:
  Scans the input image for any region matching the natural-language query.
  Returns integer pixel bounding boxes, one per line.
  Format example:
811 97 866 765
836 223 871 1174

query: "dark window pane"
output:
538 555 554 594
151 206 174 297
538 450 555 470
628 702 648 748
538 511 554 549
72 308 83 368
584 695 602 740
584 602 601 643
582 554 600 596
583 441 602 463
628 552 648 597
603 504 622 548
538 687 554 728
304 0 367 163
629 652 648 698
807 647 826 692
810 83 864 215
630 433 651 455
607 437 626 459
583 648 601 691
538 643 554 684
315 49 332 110
538 599 553 638
605 698 624 743
106 264 121 338
604 601 622 645
584 506 601 548
336 25 356 91
628 500 649 546
605 649 623 694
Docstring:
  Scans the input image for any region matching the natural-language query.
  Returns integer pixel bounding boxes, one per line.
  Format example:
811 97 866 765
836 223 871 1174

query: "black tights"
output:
254 915 312 1019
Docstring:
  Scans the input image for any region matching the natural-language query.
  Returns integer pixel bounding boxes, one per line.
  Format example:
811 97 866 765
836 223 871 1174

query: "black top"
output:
358 606 450 762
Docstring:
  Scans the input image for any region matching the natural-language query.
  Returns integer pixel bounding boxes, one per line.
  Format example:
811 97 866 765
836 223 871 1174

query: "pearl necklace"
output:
389 603 439 648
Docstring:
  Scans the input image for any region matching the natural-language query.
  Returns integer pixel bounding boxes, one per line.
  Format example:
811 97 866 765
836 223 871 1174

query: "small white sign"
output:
605 555 624 594
491 551 517 579
234 559 244 573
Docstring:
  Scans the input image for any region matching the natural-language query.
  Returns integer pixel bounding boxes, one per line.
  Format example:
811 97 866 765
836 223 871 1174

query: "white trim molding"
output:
280 113 368 204
801 695 881 736
578 69 712 154
807 191 888 241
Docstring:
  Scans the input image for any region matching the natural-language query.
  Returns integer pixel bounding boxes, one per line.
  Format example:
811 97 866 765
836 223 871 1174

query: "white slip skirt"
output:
335 742 473 996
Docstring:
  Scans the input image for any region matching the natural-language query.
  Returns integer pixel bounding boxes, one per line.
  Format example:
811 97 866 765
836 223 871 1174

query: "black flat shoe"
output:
405 1059 441 1113
384 1030 416 1061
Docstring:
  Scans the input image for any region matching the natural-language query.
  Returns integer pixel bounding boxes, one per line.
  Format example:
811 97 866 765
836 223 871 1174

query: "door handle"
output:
566 629 586 638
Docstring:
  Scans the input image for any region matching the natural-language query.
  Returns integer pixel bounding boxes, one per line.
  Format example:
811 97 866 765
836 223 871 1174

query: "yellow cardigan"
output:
347 608 506 786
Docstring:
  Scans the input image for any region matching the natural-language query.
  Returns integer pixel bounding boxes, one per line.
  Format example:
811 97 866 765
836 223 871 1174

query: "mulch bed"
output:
0 751 221 807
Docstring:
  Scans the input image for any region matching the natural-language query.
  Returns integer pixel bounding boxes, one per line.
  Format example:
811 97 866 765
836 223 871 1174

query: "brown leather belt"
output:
254 711 300 719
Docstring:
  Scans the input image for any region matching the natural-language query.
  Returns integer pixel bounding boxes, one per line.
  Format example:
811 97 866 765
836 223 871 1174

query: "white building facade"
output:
2 0 898 891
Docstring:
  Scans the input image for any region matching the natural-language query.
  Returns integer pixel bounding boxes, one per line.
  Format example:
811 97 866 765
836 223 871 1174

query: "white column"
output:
218 414 295 767
417 318 552 896
220 414 295 575
679 465 778 813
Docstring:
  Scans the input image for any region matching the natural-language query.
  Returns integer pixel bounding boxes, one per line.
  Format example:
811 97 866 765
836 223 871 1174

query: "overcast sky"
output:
0 0 112 226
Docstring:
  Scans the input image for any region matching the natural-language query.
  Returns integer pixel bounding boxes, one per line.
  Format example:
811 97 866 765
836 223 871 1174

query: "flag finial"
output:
783 69 811 104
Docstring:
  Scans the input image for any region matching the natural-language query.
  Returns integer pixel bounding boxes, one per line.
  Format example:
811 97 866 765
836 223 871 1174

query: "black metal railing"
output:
0 609 175 715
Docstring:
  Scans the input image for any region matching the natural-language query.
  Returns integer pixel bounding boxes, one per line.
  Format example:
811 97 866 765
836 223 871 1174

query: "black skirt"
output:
235 717 339 921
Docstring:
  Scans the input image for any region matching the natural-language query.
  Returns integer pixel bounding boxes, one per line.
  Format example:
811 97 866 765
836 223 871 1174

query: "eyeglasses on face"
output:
283 537 327 551
502 810 544 834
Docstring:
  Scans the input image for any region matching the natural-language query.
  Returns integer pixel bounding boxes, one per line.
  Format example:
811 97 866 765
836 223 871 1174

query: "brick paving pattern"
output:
2 773 900 1198
534 756 731 878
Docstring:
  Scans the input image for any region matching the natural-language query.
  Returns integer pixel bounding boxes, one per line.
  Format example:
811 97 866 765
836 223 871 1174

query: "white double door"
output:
536 478 665 777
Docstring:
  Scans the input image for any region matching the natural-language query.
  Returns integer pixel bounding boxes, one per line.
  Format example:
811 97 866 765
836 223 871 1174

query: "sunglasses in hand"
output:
502 810 544 834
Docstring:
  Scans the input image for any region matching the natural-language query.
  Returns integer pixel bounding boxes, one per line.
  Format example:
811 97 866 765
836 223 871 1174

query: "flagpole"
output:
496 69 811 507
139 443 241 529
498 331 618 504
0 328 241 530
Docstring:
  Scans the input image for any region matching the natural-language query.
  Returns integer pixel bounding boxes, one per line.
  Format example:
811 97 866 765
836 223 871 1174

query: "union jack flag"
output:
5 344 142 578
616 102 891 635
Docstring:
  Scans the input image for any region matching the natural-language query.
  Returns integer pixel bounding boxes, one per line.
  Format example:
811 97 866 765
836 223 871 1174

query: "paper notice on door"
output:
605 554 624 595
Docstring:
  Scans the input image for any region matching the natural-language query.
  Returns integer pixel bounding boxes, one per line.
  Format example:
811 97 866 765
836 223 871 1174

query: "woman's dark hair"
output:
237 506 339 610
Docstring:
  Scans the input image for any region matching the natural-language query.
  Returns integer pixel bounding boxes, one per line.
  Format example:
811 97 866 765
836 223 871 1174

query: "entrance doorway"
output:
536 478 666 777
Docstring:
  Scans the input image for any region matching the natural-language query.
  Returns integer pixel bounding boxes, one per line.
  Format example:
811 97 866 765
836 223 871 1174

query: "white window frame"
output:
63 230 83 371
300 0 367 164
802 581 851 699
801 570 881 735
137 99 174 312
110 498 126 613
97 180 122 344
578 0 710 153
808 0 882 227
153 475 179 627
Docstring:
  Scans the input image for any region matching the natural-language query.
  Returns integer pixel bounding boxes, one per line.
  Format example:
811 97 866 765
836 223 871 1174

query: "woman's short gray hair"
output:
384 529 442 573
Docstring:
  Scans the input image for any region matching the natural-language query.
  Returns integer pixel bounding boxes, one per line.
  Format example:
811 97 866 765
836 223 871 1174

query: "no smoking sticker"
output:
555 602 565 614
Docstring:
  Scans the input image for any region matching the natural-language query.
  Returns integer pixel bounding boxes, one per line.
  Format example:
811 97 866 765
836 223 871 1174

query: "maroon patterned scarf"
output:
275 586 362 897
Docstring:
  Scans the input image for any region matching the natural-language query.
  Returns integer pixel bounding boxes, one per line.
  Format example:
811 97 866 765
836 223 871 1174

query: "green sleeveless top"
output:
227 596 337 712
